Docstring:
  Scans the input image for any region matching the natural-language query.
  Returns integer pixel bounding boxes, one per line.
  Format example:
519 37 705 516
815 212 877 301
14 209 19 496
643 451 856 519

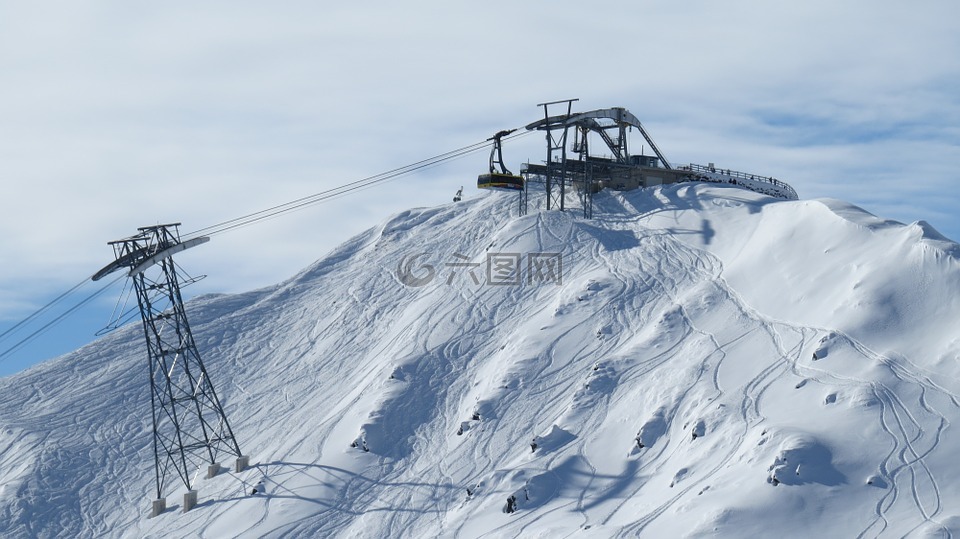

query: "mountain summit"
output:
2 183 959 537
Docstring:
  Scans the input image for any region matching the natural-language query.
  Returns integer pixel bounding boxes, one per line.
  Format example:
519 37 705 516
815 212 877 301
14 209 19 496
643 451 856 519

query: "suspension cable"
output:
0 130 532 364
0 274 124 363
0 276 91 345
184 129 530 239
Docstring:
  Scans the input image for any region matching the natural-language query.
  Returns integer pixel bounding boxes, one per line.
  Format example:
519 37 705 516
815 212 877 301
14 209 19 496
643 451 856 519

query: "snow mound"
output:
2 183 960 537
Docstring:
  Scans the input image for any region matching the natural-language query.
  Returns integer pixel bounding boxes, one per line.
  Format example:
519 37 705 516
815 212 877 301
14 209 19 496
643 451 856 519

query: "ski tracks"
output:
658 227 957 538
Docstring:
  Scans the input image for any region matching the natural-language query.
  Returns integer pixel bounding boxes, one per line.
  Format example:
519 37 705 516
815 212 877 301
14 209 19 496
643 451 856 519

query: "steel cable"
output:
0 131 531 364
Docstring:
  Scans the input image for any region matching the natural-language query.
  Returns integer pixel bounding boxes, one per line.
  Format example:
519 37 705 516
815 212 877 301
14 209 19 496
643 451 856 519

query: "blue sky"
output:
1 0 958 376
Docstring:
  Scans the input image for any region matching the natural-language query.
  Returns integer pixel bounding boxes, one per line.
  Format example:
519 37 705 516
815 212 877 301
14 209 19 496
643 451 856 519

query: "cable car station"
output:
478 99 797 218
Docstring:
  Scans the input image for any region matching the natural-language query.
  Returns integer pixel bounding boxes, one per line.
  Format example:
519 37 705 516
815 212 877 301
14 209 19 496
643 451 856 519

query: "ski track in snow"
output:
3 184 960 538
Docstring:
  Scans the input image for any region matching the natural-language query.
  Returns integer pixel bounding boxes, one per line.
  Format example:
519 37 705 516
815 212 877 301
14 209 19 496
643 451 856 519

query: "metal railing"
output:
679 163 798 200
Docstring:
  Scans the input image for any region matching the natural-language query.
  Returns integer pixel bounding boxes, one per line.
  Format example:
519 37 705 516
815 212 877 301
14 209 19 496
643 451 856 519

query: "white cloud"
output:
1 0 958 368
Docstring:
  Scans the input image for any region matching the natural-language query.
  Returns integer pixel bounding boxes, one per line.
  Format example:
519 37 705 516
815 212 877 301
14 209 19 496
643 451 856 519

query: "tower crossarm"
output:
92 224 208 281
525 107 672 170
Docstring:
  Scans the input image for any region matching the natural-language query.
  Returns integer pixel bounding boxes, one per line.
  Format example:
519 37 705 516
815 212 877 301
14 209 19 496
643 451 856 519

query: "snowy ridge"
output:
2 183 960 537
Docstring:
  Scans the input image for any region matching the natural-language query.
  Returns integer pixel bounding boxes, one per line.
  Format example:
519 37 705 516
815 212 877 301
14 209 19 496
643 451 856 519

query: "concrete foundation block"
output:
150 498 166 518
182 490 198 513
206 463 221 479
235 455 250 473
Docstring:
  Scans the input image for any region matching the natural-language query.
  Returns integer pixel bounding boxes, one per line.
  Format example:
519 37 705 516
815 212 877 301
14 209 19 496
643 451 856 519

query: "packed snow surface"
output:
3 183 960 538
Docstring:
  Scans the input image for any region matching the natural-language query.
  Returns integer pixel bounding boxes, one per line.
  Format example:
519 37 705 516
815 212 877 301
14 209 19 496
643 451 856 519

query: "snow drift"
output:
2 183 960 538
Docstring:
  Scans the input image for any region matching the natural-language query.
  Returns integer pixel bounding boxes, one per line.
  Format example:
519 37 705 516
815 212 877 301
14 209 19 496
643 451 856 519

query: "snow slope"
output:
2 183 960 538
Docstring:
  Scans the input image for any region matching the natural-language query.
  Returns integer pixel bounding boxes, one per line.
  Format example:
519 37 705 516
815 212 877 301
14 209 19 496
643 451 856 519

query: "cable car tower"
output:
530 98 579 213
520 100 686 218
93 223 247 516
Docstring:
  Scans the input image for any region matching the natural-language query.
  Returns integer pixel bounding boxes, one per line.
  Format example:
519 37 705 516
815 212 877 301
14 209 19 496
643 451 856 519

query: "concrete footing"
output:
150 498 166 518
235 455 250 473
206 463 221 479
182 490 198 513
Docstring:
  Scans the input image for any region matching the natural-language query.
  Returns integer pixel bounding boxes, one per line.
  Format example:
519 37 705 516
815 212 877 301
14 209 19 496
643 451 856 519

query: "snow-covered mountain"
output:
3 183 960 538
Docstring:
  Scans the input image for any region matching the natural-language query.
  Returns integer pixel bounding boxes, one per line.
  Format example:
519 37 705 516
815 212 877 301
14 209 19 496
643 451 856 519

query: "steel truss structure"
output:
521 102 687 218
93 224 243 501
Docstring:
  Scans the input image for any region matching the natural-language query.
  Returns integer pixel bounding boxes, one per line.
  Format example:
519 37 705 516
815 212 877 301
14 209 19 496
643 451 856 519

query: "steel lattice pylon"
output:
94 224 243 503
540 98 577 212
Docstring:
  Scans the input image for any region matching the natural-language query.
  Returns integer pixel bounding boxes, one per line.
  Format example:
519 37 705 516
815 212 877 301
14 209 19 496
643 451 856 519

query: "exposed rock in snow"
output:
3 184 960 537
